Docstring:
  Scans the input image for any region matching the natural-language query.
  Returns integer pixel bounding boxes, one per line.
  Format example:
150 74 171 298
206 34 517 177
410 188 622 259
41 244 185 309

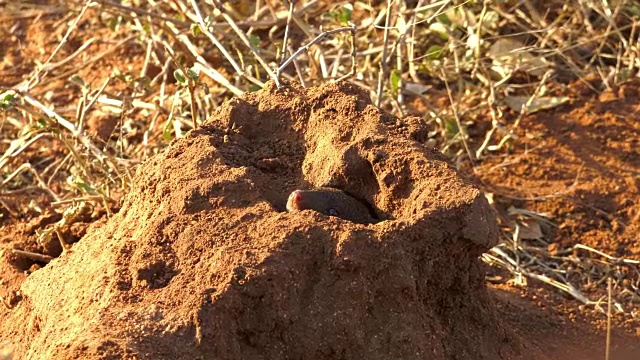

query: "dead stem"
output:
11 249 53 263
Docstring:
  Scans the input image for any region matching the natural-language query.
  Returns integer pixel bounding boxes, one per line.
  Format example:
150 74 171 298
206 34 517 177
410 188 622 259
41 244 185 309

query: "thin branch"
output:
24 0 92 90
280 0 295 65
278 25 357 81
376 0 393 107
11 249 53 263
210 0 280 86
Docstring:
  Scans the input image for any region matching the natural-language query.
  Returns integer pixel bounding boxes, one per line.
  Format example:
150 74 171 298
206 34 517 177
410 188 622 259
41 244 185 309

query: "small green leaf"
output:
325 4 353 24
163 121 174 142
425 45 444 59
336 4 353 24
69 75 86 87
435 13 451 26
173 69 187 85
190 23 202 37
626 4 640 17
36 118 48 129
204 14 215 26
135 76 151 90
429 22 449 40
108 16 122 31
444 118 459 136
70 176 97 195
618 68 631 82
186 68 199 81
1 92 15 108
142 22 151 36
389 69 401 94
249 34 261 49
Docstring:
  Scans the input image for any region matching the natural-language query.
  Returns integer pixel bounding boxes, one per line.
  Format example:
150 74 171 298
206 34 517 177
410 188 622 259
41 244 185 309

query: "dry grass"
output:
1 0 639 328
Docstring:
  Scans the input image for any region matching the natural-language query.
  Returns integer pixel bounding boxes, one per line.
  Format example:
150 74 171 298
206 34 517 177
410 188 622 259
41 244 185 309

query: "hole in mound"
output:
7 251 43 272
136 261 177 289
284 187 380 224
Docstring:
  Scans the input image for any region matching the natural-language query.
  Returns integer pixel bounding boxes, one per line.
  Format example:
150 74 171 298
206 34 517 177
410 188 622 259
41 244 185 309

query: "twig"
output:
511 70 554 130
210 0 279 86
442 72 475 166
278 25 357 81
0 132 48 171
158 40 199 128
51 195 115 206
280 0 295 65
38 38 98 73
1 163 60 201
186 0 248 79
95 0 190 27
24 0 92 90
25 36 137 91
333 26 358 83
0 199 19 218
287 45 307 87
376 0 393 107
573 244 640 265
605 278 612 360
164 27 250 94
18 92 111 166
46 153 72 187
11 249 53 263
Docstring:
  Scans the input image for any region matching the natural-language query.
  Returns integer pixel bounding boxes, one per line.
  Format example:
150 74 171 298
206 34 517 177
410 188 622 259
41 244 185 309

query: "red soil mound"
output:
2 81 538 359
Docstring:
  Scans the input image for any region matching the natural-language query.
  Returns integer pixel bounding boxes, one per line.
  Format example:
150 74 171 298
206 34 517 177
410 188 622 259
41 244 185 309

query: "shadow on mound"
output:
6 81 538 359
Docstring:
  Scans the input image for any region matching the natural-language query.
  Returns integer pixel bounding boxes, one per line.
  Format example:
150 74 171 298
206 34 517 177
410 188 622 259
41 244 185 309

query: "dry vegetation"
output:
1 0 639 338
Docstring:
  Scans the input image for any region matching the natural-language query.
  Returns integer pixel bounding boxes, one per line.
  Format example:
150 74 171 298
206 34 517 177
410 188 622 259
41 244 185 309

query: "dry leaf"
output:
504 95 570 114
487 38 550 78
518 218 544 240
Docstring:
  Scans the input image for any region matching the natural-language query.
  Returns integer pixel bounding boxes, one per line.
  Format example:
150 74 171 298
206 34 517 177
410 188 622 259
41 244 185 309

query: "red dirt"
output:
474 81 640 258
472 80 640 334
471 79 640 358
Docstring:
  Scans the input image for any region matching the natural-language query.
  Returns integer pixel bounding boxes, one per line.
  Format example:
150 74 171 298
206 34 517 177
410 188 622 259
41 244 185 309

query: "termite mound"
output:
5 81 539 360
